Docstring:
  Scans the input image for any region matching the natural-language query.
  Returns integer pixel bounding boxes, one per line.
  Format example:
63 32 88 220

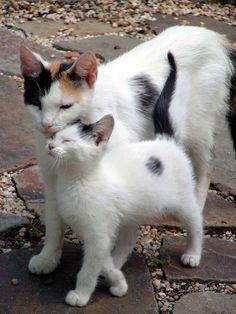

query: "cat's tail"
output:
228 48 236 155
152 52 177 138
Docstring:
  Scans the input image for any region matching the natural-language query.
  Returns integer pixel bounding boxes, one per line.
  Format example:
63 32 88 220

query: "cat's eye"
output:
60 104 73 110
63 139 71 143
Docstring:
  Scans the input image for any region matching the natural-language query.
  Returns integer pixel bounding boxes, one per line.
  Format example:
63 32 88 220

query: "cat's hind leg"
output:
111 223 138 270
176 194 203 268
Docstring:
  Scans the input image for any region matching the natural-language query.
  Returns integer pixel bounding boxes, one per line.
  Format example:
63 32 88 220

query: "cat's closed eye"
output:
63 139 72 143
60 104 73 110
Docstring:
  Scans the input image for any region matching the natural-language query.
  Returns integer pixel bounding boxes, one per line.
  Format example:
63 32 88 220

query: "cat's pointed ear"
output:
67 52 97 88
92 115 114 146
20 45 43 77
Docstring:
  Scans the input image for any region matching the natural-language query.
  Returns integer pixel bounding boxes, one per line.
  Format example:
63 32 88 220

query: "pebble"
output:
11 278 19 285
230 284 236 292
153 278 161 290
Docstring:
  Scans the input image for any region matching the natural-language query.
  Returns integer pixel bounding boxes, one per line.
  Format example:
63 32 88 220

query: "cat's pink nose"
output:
48 143 55 151
42 121 53 132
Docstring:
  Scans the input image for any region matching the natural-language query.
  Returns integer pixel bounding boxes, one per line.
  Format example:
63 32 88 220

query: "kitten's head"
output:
20 46 97 135
47 114 114 170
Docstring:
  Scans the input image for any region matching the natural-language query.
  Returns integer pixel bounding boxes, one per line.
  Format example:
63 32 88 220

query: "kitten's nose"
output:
48 143 55 151
42 121 53 132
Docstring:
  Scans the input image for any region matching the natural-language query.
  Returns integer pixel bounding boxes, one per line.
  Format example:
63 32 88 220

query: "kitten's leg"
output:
65 232 112 307
112 223 138 270
28 174 64 274
101 257 128 297
176 194 203 268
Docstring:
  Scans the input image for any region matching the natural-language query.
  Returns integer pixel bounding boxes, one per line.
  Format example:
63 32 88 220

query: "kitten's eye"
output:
60 104 73 110
63 139 71 143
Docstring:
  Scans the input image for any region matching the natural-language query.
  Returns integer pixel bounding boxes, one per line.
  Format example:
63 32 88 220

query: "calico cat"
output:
20 26 236 275
45 53 202 307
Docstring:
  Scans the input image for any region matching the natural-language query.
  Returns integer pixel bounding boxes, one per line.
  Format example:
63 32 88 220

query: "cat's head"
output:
20 46 97 135
46 114 114 170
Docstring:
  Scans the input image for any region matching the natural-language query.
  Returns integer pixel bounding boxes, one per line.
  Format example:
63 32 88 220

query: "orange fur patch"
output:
46 62 61 80
59 73 82 102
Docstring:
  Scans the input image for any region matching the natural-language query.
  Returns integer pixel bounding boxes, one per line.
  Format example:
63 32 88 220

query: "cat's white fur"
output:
45 115 202 306
24 26 234 276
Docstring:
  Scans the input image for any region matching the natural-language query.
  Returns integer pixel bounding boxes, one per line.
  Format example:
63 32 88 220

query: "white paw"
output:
181 253 201 268
28 253 60 274
65 290 90 307
110 279 128 297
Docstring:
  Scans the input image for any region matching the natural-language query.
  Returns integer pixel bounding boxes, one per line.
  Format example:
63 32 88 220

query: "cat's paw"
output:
28 253 61 274
65 290 90 307
110 279 128 297
181 253 201 268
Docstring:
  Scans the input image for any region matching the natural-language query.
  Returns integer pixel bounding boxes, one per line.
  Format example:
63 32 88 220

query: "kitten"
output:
20 26 235 275
46 53 202 307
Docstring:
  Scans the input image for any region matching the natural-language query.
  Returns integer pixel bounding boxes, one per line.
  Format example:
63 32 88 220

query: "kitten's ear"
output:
67 52 97 88
20 45 43 77
92 115 114 146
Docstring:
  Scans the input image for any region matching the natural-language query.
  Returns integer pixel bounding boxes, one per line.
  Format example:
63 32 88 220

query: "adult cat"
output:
46 53 202 306
20 26 235 275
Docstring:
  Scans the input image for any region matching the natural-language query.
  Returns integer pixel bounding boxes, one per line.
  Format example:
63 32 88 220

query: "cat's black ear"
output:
92 115 114 146
20 46 43 77
66 52 97 88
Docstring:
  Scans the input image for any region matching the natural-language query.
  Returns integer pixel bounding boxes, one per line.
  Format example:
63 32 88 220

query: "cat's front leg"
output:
65 233 112 307
29 174 64 274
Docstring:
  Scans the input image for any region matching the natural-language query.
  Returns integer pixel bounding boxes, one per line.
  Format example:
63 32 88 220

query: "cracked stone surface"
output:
160 236 236 283
173 292 236 314
53 35 143 62
0 244 158 314
0 212 29 238
0 75 36 173
0 28 63 76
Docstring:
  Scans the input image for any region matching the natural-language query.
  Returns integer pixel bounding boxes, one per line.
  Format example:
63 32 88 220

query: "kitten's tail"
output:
152 52 177 137
228 49 236 155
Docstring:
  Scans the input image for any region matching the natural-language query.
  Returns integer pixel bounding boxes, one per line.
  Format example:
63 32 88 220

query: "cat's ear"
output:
67 52 97 88
92 115 114 146
20 45 43 77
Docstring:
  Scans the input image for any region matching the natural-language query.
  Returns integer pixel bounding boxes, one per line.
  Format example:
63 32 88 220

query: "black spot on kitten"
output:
23 64 52 110
131 75 159 117
55 62 74 80
146 156 163 175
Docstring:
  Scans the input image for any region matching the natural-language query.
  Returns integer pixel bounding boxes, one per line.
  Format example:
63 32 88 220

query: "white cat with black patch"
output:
20 26 236 277
46 54 202 307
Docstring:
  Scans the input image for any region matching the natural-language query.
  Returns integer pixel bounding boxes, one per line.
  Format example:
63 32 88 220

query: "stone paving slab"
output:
53 35 143 62
160 236 236 283
0 244 158 314
0 212 29 239
150 13 236 43
212 118 236 196
0 75 36 173
173 292 236 314
0 28 63 76
13 166 44 217
15 19 121 39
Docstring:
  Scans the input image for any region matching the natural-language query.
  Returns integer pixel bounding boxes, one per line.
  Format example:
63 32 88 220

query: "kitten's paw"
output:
65 290 90 307
110 279 128 297
181 253 201 268
28 253 61 274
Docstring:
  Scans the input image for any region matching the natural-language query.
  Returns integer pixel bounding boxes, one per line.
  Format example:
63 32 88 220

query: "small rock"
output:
153 278 161 290
11 278 19 285
230 284 236 292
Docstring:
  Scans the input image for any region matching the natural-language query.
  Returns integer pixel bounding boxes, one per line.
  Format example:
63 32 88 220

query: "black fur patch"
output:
131 75 159 116
23 62 74 109
146 156 163 175
23 64 52 109
152 52 176 137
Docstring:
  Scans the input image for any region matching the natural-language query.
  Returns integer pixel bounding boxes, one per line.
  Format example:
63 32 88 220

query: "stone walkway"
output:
0 10 236 314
